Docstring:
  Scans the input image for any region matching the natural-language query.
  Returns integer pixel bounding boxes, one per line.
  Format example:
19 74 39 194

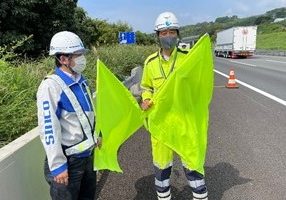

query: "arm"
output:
140 64 153 110
37 79 68 183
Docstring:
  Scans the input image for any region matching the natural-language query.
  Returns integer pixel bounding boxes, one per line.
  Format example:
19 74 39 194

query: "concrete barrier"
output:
256 49 286 57
0 66 144 200
0 127 49 200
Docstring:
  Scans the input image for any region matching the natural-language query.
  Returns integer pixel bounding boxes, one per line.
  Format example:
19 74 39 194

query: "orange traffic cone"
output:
226 69 239 88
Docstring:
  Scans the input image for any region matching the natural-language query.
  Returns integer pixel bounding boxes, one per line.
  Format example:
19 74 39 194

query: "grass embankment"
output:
0 45 157 147
0 59 51 146
257 32 286 50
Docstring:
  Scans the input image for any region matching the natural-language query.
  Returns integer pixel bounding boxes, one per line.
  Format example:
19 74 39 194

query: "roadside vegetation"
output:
257 32 286 50
0 45 157 146
0 1 285 147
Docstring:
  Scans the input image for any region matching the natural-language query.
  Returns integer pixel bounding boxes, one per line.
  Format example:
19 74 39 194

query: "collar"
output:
159 47 178 62
55 67 85 86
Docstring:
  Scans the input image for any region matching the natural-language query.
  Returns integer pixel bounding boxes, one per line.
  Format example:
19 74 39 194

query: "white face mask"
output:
72 55 86 74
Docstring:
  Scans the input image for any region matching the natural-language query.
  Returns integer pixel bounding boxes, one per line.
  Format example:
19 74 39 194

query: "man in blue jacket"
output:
37 31 98 200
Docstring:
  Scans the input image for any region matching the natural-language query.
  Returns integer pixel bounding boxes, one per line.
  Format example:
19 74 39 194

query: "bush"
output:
0 44 158 146
95 44 157 80
0 58 53 146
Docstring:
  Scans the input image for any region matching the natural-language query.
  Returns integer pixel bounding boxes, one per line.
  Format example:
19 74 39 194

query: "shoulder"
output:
37 76 62 96
144 51 159 66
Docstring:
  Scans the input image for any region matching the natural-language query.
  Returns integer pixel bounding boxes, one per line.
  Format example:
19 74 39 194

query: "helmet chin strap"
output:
56 55 76 75
66 55 76 75
66 64 76 75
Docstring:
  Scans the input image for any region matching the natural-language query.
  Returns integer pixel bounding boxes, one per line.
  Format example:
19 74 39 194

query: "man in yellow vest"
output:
141 12 208 200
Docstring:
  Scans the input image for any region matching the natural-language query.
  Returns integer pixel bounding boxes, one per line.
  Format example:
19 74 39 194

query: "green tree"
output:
0 0 78 56
74 7 100 47
255 16 273 25
135 31 156 45
266 8 286 18
215 16 230 23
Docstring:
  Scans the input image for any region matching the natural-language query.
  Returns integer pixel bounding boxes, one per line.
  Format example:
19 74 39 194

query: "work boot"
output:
193 198 208 200
193 192 208 200
157 190 171 200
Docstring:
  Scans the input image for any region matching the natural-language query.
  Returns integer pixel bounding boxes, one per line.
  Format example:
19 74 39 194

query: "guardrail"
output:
0 127 49 200
255 49 286 57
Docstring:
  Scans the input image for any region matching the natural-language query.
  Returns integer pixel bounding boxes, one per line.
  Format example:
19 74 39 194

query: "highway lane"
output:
215 55 286 100
95 65 286 199
206 74 286 200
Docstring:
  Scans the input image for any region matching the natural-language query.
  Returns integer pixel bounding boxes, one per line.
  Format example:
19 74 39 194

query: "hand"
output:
141 99 153 110
54 170 69 185
96 137 102 149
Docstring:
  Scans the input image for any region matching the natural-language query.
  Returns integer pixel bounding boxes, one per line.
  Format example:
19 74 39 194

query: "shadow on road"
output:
133 162 252 200
206 162 252 200
133 174 156 200
95 170 110 200
132 173 194 199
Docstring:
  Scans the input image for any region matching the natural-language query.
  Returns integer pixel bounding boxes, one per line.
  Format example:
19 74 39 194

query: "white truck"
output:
214 26 257 58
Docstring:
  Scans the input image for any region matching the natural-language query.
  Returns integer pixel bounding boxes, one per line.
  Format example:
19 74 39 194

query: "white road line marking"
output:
229 60 256 67
214 69 286 106
265 59 286 64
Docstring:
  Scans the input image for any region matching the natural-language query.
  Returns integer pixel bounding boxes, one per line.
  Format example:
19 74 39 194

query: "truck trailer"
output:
214 26 257 58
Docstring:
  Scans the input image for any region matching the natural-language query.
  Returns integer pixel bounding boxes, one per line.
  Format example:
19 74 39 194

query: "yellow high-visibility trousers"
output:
151 136 208 199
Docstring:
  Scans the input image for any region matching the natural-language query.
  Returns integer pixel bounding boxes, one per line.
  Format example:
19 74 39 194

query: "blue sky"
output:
78 0 286 33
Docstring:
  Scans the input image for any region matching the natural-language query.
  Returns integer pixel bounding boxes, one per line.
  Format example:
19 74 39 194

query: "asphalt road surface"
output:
215 55 286 100
95 58 286 200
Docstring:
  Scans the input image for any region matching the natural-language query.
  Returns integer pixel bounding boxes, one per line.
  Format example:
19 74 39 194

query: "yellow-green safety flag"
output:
147 34 214 175
94 59 144 172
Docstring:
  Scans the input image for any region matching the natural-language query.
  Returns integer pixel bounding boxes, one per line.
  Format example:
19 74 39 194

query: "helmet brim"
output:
155 27 179 32
73 48 89 55
50 48 89 56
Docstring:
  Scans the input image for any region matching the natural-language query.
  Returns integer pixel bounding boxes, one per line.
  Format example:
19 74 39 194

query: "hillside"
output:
179 7 286 50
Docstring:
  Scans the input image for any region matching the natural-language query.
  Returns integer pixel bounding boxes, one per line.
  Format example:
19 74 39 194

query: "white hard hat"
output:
154 12 179 31
49 31 87 55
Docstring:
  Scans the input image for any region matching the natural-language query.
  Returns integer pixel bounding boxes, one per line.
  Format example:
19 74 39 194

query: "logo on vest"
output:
43 101 55 145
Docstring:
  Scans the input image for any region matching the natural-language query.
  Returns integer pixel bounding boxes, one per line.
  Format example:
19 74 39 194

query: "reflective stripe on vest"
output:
47 74 96 156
